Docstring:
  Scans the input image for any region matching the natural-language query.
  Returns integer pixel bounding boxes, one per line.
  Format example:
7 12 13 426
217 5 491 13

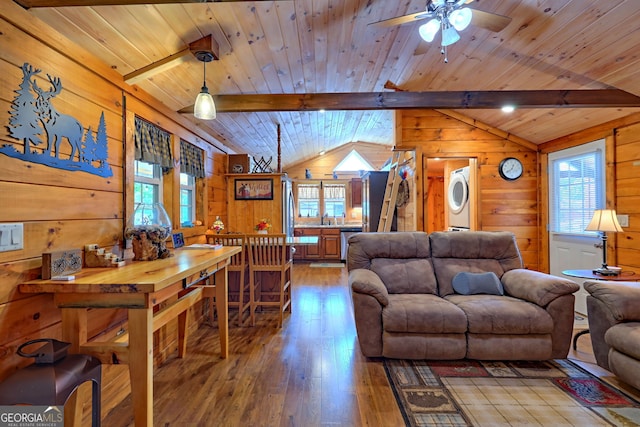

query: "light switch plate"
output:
0 223 23 252
617 214 629 228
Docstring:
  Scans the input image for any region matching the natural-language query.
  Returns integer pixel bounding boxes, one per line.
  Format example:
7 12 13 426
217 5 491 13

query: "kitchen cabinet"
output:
293 227 341 261
351 178 362 208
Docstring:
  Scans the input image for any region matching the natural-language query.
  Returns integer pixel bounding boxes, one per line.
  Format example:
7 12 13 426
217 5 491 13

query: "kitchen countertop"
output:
295 224 362 230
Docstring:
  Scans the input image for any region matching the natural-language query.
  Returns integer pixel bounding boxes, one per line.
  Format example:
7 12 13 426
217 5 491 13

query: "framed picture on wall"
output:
234 178 274 200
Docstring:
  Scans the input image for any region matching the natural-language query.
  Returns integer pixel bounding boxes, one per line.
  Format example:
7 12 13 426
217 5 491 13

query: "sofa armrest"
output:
349 268 389 306
584 280 640 321
501 269 579 306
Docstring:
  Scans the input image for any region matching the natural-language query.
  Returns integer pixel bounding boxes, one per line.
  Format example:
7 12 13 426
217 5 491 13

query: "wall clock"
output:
498 157 523 181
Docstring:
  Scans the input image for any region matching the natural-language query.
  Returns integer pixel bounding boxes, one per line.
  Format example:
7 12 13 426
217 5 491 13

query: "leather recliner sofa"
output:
585 280 640 389
348 231 580 360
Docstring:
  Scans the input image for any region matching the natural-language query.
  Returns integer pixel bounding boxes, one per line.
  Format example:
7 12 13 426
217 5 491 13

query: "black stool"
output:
0 342 101 427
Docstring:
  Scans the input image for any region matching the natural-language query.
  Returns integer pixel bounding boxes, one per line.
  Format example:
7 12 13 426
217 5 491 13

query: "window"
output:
297 182 346 218
549 140 605 234
298 183 320 217
180 173 196 226
323 184 346 217
134 160 162 206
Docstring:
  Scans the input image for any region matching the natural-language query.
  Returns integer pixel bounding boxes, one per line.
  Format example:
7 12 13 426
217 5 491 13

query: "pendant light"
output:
194 51 216 120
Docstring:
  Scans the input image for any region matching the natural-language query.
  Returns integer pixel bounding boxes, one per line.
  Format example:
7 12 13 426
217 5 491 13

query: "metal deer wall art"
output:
3 63 113 178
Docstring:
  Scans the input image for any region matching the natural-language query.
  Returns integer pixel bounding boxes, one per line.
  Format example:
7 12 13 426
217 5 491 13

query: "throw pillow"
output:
452 271 504 296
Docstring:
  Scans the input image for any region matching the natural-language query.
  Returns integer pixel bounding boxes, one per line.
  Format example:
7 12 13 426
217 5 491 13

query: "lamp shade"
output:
585 209 623 233
450 8 472 32
441 24 460 46
419 19 440 42
194 85 216 120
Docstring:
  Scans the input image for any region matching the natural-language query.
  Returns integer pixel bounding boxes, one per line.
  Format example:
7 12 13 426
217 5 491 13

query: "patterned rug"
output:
308 262 345 268
384 359 640 426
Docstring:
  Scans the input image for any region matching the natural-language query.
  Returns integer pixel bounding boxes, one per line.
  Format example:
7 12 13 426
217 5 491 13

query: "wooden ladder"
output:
377 151 404 232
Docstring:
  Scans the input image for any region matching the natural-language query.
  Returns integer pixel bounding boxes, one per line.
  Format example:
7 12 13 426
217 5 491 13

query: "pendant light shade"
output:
194 84 216 120
193 52 216 120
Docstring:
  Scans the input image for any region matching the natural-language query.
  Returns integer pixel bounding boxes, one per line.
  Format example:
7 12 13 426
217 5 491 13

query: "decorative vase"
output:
257 230 268 234
125 203 172 261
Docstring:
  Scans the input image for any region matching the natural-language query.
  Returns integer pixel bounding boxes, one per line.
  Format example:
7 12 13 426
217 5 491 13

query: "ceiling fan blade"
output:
470 9 512 32
369 10 435 29
413 42 431 56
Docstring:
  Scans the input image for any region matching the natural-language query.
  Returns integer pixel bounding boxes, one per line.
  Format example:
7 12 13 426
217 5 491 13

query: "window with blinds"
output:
549 139 605 234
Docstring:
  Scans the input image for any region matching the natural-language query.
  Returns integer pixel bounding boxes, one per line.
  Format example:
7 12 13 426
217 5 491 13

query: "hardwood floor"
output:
101 263 639 426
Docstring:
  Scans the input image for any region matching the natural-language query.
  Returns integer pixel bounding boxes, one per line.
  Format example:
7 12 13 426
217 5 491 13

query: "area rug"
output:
384 358 640 427
308 262 345 268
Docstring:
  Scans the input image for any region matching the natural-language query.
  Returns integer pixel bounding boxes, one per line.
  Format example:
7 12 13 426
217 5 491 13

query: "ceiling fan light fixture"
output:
441 23 460 46
449 8 472 32
419 19 440 42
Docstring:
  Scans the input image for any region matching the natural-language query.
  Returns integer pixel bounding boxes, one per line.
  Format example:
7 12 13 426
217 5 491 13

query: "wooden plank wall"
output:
539 113 640 274
284 141 393 180
397 109 540 271
0 3 228 420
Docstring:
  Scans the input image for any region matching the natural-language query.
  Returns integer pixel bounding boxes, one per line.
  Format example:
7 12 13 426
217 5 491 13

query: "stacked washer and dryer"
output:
447 166 471 231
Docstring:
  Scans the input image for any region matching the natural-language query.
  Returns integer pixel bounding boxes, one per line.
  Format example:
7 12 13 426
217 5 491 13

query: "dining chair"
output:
246 233 292 327
215 234 252 326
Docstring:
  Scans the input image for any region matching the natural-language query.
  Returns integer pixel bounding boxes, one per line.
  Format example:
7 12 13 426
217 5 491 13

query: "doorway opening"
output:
424 157 478 233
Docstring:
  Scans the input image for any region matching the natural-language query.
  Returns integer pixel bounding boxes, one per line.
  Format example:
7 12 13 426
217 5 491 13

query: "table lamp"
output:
585 209 623 276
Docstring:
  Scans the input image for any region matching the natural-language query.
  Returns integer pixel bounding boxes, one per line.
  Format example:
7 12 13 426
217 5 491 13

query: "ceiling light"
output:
441 22 460 47
419 19 440 42
193 51 216 120
502 105 515 113
450 8 472 32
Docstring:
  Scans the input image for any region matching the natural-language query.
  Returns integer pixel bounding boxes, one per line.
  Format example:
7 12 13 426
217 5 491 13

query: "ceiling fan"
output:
370 0 512 62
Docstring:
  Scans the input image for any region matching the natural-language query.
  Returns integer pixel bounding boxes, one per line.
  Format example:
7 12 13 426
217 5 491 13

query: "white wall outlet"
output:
617 214 629 228
0 223 23 252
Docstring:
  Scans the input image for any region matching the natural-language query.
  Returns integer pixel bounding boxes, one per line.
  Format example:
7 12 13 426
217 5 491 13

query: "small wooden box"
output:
42 249 83 279
228 154 250 174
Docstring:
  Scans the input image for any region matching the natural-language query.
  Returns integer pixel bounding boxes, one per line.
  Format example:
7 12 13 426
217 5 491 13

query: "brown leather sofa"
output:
585 280 640 389
347 231 580 360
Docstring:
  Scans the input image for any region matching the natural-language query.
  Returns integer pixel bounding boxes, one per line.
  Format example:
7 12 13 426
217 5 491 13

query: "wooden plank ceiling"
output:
19 0 640 167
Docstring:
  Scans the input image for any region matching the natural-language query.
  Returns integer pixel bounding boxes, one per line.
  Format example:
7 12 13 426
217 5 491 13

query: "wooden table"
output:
563 269 640 350
20 246 241 427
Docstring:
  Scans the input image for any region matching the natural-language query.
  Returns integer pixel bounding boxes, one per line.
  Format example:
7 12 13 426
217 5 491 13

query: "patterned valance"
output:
134 117 173 169
323 184 345 199
298 184 320 199
180 140 206 178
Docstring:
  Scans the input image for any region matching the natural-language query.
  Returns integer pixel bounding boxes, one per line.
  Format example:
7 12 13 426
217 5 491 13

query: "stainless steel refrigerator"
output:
362 171 396 232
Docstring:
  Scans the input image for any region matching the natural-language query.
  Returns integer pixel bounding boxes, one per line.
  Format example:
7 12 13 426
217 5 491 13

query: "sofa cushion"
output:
347 232 431 271
383 294 467 334
371 258 437 294
445 294 553 334
605 322 640 360
452 271 504 295
430 231 523 296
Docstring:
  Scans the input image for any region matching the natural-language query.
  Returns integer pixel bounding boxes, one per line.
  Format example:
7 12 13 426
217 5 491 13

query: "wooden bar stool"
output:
0 339 102 427
246 233 292 327
217 234 252 326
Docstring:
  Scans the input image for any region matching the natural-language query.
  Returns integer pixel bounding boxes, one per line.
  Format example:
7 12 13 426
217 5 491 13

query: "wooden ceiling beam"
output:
124 34 218 85
14 0 286 7
178 90 640 114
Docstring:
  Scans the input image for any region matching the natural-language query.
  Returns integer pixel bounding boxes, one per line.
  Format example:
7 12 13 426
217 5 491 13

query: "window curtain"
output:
180 140 206 178
323 184 345 199
134 117 173 169
298 184 320 199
